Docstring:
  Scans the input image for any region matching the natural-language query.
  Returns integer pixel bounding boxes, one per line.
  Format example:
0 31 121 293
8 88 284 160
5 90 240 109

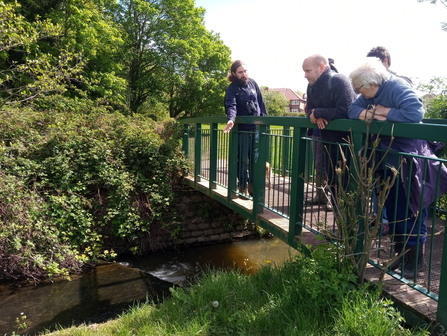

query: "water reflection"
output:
0 238 298 335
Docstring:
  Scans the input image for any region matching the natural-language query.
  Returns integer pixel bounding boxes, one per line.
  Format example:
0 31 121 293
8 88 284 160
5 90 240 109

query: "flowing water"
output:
0 238 298 335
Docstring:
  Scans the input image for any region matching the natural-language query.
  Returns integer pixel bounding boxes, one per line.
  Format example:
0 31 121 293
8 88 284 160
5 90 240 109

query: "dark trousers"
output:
237 131 255 187
384 169 427 246
324 141 350 197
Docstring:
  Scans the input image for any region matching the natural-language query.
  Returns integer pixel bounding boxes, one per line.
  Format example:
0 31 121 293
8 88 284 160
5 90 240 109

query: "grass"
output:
42 245 429 336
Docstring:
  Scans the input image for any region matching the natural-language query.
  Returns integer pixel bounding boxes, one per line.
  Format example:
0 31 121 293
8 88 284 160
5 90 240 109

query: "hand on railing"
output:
223 120 234 133
309 109 328 129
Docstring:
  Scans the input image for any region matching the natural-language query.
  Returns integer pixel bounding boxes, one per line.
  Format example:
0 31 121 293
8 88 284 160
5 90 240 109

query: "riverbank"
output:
0 238 297 335
41 246 429 336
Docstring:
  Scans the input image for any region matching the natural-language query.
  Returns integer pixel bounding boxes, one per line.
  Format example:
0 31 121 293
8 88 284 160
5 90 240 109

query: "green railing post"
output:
437 218 447 327
282 126 290 177
194 123 202 184
253 124 268 220
289 126 307 241
209 123 218 190
227 124 239 200
305 129 313 182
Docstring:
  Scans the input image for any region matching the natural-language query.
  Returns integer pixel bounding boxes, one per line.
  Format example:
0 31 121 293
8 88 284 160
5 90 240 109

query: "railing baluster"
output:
210 123 218 190
194 123 202 184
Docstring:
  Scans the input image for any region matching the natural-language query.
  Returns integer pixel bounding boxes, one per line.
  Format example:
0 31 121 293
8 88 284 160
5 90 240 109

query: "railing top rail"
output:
179 116 447 143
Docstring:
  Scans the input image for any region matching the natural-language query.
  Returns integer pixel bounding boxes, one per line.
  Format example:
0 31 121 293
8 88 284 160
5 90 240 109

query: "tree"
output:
1 0 232 117
416 77 447 119
261 89 289 116
0 1 83 106
45 0 127 109
164 32 231 118
114 0 231 116
0 0 127 109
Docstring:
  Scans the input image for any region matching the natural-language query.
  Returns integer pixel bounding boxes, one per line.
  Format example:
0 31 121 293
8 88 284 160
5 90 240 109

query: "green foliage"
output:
261 88 290 116
114 0 231 116
45 0 127 109
0 1 84 106
418 76 447 95
283 112 306 117
333 288 428 336
425 94 447 119
0 172 82 281
418 77 447 119
1 0 230 117
0 105 188 282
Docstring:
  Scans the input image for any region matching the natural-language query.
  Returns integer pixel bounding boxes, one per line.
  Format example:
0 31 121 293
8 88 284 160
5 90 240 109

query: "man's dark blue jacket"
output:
225 78 267 131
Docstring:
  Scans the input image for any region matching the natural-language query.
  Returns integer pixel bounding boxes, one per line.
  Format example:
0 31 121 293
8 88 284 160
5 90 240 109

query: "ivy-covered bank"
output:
0 106 200 283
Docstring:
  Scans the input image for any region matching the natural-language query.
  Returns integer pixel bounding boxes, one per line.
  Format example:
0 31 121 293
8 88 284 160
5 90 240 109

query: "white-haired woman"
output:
348 59 447 278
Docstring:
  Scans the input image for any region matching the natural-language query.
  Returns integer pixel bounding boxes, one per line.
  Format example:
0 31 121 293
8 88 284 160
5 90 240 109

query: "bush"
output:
0 172 82 282
0 106 188 282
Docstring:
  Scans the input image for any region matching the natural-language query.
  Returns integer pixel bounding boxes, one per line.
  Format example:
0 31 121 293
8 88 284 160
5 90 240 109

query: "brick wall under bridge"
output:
145 185 259 251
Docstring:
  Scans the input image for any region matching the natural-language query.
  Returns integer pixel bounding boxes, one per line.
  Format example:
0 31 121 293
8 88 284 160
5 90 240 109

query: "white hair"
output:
349 58 391 88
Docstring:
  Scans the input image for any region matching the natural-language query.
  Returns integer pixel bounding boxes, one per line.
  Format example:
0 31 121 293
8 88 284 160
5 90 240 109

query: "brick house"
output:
267 88 307 113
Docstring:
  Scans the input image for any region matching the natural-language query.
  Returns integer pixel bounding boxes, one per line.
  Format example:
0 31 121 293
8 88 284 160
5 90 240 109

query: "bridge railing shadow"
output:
179 115 447 326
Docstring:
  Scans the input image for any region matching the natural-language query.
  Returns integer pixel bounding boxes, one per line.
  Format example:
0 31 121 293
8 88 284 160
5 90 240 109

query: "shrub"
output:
0 172 82 282
0 106 188 282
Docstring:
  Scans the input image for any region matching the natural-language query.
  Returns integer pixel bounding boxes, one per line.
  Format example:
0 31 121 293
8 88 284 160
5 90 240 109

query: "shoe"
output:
306 194 327 205
401 243 425 278
389 237 404 271
306 175 327 205
248 184 253 197
238 183 248 198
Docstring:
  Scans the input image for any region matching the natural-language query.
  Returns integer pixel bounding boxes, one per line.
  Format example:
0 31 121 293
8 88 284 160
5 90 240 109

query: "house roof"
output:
268 88 305 101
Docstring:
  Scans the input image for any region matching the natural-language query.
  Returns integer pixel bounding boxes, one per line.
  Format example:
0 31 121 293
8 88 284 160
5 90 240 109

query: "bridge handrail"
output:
179 116 447 143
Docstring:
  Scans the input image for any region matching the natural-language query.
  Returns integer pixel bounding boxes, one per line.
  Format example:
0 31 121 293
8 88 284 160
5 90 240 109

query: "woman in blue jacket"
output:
348 59 447 278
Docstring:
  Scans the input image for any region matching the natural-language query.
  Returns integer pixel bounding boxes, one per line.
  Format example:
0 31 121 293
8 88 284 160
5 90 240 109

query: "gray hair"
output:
349 58 391 88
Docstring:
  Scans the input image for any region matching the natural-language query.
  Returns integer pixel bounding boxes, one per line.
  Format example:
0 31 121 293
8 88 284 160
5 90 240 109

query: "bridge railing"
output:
179 115 447 326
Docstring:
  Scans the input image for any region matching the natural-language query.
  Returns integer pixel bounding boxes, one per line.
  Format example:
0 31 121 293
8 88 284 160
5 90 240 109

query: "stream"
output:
0 238 298 335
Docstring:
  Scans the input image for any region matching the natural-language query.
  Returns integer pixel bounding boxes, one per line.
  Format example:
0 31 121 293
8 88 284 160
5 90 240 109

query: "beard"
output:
236 77 249 86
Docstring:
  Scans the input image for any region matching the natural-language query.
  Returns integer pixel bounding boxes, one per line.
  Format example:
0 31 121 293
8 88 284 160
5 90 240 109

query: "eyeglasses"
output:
354 83 365 94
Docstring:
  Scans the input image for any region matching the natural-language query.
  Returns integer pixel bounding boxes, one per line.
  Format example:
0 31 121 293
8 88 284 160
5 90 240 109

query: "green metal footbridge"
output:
179 115 447 329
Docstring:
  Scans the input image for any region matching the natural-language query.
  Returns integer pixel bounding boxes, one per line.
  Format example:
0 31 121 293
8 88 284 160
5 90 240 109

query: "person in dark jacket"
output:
366 46 412 86
307 57 339 206
224 60 267 197
303 54 356 208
